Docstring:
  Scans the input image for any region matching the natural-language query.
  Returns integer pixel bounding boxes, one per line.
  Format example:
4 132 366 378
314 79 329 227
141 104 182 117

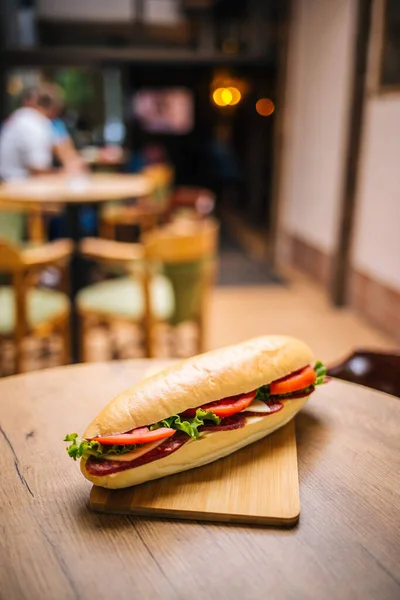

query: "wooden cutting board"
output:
89 420 300 527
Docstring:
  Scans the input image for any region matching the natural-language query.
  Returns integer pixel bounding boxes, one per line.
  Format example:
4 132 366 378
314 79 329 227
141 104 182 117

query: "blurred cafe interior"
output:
0 0 399 379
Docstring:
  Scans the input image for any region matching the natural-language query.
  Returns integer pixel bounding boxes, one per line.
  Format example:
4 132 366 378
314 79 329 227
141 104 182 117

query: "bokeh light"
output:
220 88 233 105
256 98 275 116
227 87 241 105
212 87 242 107
213 88 227 106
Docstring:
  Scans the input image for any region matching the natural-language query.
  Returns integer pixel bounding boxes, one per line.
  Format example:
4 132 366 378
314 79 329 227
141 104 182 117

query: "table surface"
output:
0 173 153 204
1 360 399 600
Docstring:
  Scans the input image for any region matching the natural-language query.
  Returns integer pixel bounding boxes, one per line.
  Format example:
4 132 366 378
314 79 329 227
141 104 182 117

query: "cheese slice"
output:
102 439 164 462
243 398 276 414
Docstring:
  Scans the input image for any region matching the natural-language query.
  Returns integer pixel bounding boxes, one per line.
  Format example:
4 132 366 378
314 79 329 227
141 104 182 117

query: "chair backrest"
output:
0 238 24 272
142 219 219 357
170 186 216 217
142 164 175 206
0 239 28 366
327 350 400 398
144 218 219 263
0 202 46 244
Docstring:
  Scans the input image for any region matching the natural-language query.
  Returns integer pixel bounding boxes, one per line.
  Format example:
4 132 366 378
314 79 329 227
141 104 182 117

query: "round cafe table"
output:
0 173 154 361
0 363 399 600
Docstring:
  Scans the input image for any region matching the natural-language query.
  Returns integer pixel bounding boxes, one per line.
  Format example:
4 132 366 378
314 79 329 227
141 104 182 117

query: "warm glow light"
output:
220 88 233 105
212 86 242 107
256 98 275 116
227 87 241 105
213 88 227 106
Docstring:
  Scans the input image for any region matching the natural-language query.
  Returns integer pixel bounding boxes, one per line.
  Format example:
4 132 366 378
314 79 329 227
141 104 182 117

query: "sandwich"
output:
65 335 326 489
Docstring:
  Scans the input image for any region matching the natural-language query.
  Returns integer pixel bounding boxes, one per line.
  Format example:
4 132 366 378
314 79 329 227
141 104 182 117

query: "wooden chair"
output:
0 200 61 245
169 186 216 218
0 238 72 375
99 164 174 241
78 218 219 360
99 204 162 241
328 350 400 398
0 203 44 245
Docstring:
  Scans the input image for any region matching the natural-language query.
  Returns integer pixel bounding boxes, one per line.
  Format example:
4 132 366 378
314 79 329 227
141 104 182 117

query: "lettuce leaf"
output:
314 360 327 386
64 409 220 459
150 408 221 440
64 433 138 461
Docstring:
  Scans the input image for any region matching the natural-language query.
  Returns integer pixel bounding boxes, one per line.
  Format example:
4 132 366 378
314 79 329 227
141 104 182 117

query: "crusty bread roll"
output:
84 335 313 438
80 336 314 489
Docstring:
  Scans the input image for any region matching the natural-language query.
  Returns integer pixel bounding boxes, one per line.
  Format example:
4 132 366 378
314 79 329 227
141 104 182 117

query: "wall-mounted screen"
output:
132 87 193 135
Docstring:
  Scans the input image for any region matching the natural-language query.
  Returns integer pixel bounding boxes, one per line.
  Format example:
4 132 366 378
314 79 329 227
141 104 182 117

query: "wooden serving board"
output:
89 420 300 527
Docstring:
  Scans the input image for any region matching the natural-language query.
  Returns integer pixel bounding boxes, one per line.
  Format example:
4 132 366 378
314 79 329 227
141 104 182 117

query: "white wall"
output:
352 96 400 289
280 0 357 254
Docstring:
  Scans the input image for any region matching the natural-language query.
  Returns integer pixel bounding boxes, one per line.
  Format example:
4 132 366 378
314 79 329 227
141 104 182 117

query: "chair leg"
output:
100 219 116 240
63 314 71 365
99 218 108 239
78 314 86 363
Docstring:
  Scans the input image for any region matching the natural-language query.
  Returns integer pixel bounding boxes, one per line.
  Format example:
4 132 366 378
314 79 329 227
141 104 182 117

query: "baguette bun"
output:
84 335 314 438
81 394 309 488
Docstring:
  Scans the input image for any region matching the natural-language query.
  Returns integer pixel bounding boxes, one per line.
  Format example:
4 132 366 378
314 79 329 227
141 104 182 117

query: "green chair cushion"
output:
0 212 25 244
163 259 213 325
0 286 69 335
76 275 174 321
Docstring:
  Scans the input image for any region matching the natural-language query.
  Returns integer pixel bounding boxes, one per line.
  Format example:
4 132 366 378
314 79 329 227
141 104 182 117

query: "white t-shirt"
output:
0 108 54 181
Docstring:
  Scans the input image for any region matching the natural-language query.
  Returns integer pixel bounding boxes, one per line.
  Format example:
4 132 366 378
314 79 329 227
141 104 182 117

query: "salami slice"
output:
199 413 247 432
86 431 190 476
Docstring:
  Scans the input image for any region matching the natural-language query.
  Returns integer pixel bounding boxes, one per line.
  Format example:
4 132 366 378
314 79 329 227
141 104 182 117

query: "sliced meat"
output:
199 413 247 432
86 431 190 476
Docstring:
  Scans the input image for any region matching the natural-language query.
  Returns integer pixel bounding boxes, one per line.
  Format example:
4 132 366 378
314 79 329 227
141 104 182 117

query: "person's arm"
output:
52 119 87 173
53 137 86 172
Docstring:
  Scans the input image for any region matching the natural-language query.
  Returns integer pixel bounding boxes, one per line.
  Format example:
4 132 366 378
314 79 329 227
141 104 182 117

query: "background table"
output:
0 361 399 600
0 174 154 360
0 173 152 204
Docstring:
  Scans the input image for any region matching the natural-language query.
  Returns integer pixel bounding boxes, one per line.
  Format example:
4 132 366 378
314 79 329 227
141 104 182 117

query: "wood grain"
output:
0 360 399 600
90 420 300 526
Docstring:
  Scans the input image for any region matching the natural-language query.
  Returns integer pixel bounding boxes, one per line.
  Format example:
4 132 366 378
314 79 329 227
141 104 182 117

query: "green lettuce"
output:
150 408 220 440
64 433 138 461
64 409 220 460
314 360 327 386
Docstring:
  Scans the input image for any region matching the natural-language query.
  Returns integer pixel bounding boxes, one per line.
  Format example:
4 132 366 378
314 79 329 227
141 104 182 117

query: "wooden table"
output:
0 361 399 600
0 173 152 205
0 174 154 360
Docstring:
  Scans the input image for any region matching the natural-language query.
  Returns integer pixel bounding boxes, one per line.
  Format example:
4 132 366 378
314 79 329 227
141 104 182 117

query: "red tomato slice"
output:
91 427 176 445
270 365 316 396
181 391 256 419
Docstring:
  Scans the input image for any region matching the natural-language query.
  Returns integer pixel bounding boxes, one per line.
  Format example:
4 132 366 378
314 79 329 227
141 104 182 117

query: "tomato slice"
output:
91 427 176 445
270 365 316 396
181 391 256 419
